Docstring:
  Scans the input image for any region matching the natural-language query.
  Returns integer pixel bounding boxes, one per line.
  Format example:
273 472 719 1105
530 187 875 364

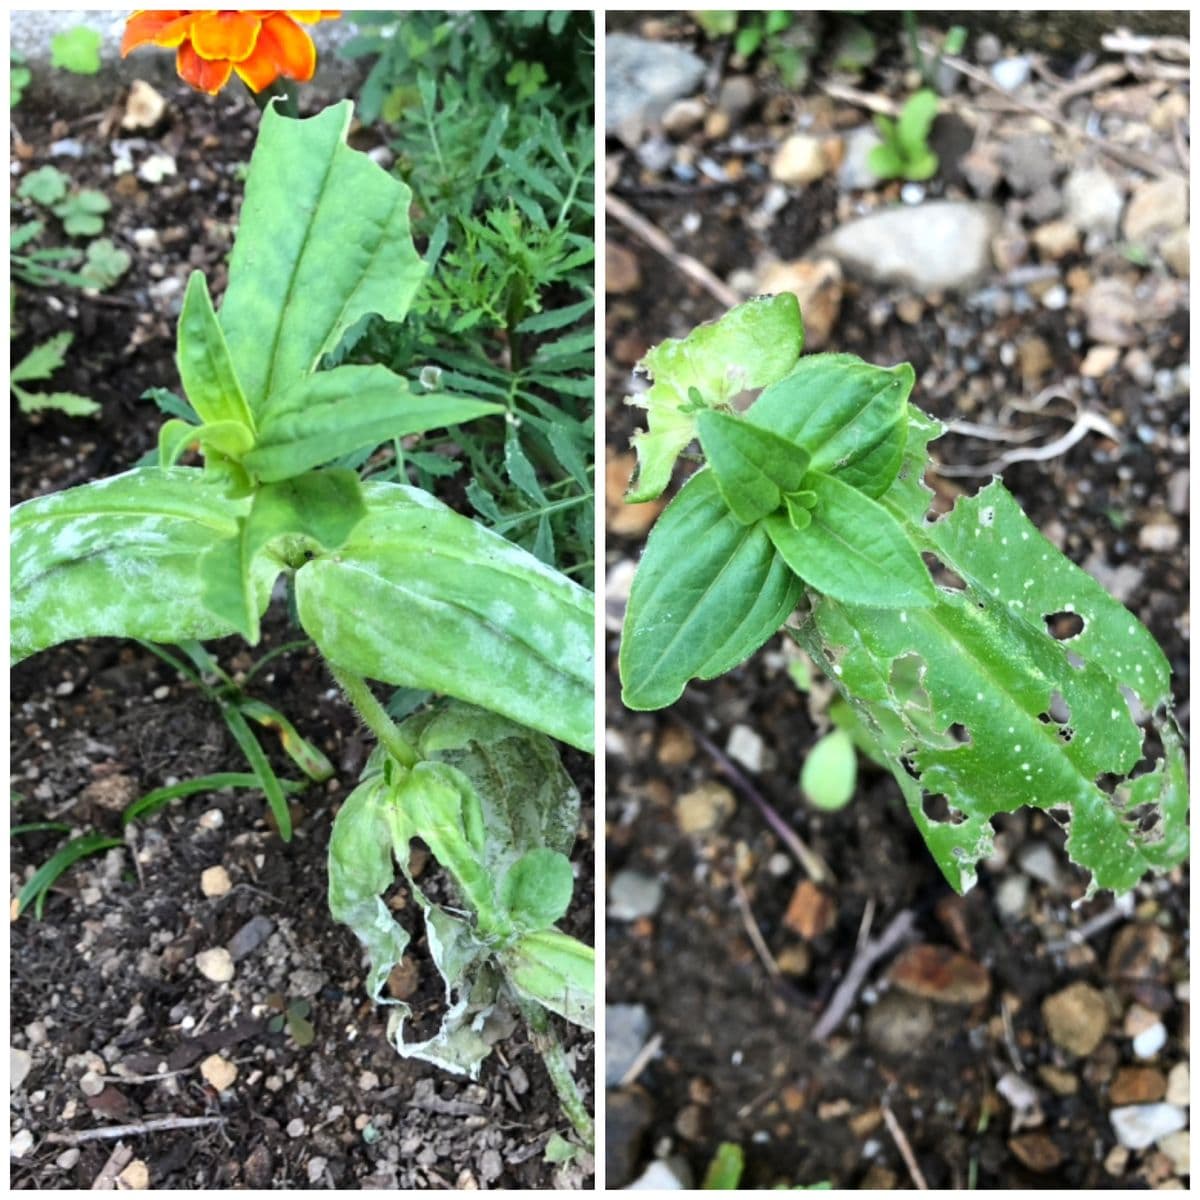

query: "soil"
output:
605 15 1188 1191
11 83 594 1189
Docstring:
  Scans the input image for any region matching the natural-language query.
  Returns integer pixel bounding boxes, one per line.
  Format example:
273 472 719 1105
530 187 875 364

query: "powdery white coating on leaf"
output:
295 483 594 751
11 468 272 662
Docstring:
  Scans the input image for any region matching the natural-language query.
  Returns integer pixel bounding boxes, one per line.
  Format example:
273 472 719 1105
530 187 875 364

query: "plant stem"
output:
246 78 299 118
326 661 418 769
519 997 594 1153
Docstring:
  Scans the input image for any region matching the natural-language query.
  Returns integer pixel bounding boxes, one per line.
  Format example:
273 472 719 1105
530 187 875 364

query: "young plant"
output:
868 89 940 182
11 101 594 1133
619 295 1187 896
11 332 98 417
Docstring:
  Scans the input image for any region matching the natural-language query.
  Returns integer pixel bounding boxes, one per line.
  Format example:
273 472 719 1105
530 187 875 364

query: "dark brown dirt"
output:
11 82 593 1190
605 15 1187 1191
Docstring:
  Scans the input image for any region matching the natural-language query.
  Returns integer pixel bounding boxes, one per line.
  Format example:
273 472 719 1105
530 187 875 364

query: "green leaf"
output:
627 293 804 502
53 189 110 236
696 408 810 524
244 365 502 482
897 90 939 159
867 142 905 181
218 101 425 415
500 848 575 931
748 355 913 498
295 482 594 751
158 418 253 468
620 470 804 710
122 772 305 825
17 165 69 206
11 64 31 107
200 469 368 642
764 471 936 608
17 832 124 919
80 237 131 289
800 729 857 811
50 26 101 74
176 271 255 430
11 468 273 663
799 476 1187 894
11 332 72 383
703 1142 746 1190
13 389 100 416
400 700 582 865
500 928 594 1030
328 774 413 1000
238 698 335 781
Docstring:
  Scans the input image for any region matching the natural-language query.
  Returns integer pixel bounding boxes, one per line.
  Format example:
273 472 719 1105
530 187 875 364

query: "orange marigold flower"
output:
121 10 340 96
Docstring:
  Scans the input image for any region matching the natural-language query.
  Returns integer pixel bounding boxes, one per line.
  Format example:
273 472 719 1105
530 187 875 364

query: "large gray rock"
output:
10 9 363 110
817 201 1002 293
606 33 705 142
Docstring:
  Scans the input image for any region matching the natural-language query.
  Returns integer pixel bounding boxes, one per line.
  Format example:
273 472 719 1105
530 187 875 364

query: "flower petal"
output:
189 10 262 63
176 41 234 95
121 11 192 56
233 47 281 94
255 13 317 83
285 10 342 23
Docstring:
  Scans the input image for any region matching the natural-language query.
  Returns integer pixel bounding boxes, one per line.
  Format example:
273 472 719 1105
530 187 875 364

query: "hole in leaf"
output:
922 553 966 591
1095 774 1120 796
947 723 971 745
921 792 961 823
1058 726 1075 743
922 791 951 821
1048 691 1071 723
899 756 921 781
1126 804 1163 838
1044 611 1085 639
1047 807 1070 826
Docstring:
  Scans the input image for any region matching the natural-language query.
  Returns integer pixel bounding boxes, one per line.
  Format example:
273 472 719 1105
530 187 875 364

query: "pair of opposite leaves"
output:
695 406 936 611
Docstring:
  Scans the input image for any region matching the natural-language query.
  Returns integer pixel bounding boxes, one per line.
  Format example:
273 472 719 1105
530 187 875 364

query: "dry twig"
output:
90 1141 133 1190
932 47 1182 179
605 192 742 310
882 1101 930 1190
47 1115 225 1146
678 713 834 885
809 909 916 1041
618 1032 664 1088
732 873 782 981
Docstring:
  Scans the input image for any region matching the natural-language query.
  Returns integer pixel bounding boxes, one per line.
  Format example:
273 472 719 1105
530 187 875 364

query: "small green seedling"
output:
800 728 857 812
620 295 1187 896
702 1141 833 1190
11 50 31 106
11 332 99 416
50 26 102 75
18 165 69 207
266 995 316 1046
868 89 940 182
53 189 111 237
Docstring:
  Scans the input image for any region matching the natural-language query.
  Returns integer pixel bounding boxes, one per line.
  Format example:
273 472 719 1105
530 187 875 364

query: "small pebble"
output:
118 1160 150 1190
200 866 231 898
1132 1022 1167 1059
10 1129 34 1158
195 947 235 983
287 1118 307 1138
1165 1063 1189 1106
79 1070 105 1097
197 809 224 831
11 1047 32 1090
137 153 177 184
56 1148 80 1170
307 1157 328 1184
991 57 1031 91
608 870 663 921
725 724 764 773
200 1054 237 1091
1109 1103 1187 1150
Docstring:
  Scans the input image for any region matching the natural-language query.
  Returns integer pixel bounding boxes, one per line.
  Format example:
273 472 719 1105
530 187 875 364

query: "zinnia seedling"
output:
11 100 594 1143
620 296 1187 896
